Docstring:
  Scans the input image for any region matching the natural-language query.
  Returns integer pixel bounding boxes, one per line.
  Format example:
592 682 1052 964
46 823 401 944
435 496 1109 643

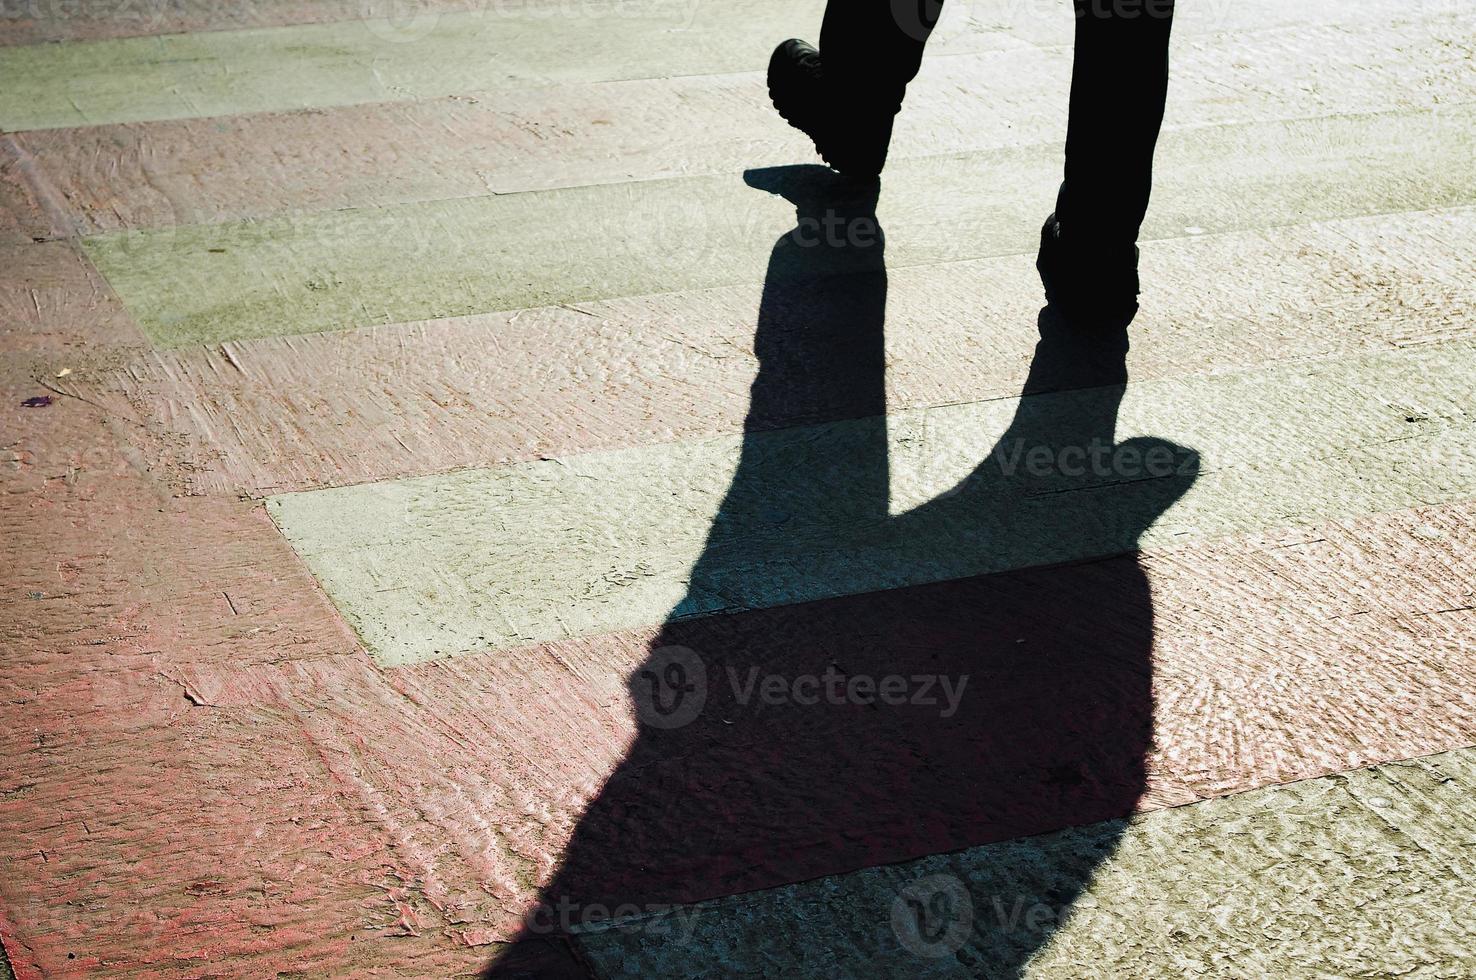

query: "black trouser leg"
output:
819 0 943 114
1057 0 1175 246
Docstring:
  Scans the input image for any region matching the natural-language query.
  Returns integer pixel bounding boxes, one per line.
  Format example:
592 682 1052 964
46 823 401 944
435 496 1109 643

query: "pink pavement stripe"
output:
0 137 57 244
0 345 447 976
0 240 142 352
60 206 1476 497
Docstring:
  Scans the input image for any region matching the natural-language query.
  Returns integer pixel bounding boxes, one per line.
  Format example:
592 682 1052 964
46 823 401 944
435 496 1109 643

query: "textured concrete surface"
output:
2 0 1475 976
7 0 1448 120
152 500 1476 953
268 340 1474 664
81 104 1476 345
571 748 1476 978
0 2 831 130
2 0 1443 50
61 205 1476 497
14 16 1472 231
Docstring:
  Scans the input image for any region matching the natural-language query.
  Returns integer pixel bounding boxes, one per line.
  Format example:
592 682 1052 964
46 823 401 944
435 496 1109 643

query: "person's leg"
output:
819 0 944 116
1056 0 1176 247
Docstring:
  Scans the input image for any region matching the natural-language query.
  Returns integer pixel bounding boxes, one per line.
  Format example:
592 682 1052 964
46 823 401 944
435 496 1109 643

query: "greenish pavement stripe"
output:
267 339 1476 666
567 747 1476 977
82 104 1476 347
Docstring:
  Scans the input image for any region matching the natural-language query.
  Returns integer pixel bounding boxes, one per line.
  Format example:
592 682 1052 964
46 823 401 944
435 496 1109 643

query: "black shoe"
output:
1036 213 1140 326
767 39 893 179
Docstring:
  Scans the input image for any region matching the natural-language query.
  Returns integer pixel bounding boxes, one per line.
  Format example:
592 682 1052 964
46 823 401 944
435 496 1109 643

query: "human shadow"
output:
485 165 1198 978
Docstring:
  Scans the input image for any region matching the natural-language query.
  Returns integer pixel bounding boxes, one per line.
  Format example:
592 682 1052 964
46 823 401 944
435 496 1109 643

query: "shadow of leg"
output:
484 169 1198 978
